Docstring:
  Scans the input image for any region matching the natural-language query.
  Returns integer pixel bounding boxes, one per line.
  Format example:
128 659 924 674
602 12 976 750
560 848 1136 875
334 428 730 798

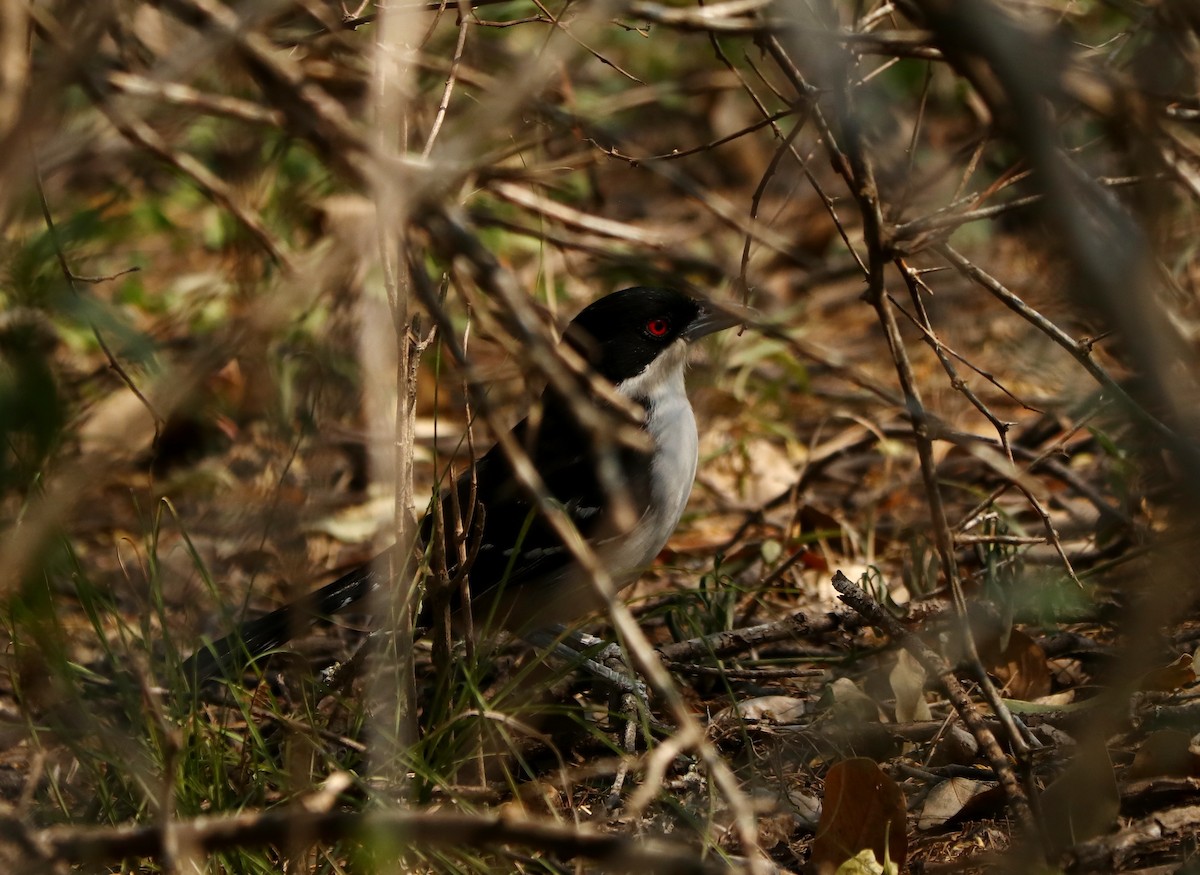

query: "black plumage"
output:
184 287 734 684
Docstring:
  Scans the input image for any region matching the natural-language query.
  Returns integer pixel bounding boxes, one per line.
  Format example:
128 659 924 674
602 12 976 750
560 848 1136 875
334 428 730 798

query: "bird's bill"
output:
683 300 756 341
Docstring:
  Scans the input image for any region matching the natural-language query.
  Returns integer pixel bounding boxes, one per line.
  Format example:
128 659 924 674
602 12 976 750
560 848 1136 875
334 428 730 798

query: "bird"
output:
184 286 748 684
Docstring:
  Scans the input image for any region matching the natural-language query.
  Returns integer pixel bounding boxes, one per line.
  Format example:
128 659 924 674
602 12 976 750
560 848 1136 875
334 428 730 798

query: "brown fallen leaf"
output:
916 777 1003 830
699 432 798 508
1128 730 1200 779
1138 654 1197 693
713 695 807 729
988 628 1052 701
811 758 907 875
823 677 885 725
889 649 932 723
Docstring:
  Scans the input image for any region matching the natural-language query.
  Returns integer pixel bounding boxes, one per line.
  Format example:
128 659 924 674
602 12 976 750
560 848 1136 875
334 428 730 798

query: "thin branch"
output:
105 71 285 126
19 808 735 873
31 160 164 439
422 7 470 158
893 264 1017 461
938 244 1181 446
831 570 1037 832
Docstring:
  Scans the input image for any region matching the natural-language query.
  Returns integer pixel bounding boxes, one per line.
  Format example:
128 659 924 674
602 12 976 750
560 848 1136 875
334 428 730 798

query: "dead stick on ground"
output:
830 569 1037 836
656 609 853 663
8 808 738 874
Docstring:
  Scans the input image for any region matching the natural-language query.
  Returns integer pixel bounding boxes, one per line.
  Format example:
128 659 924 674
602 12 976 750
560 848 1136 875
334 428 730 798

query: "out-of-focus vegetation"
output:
2 0 1200 872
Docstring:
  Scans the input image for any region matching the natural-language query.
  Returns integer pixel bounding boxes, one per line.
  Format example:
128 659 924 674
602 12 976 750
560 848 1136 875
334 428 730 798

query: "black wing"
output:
183 400 650 685
432 408 652 615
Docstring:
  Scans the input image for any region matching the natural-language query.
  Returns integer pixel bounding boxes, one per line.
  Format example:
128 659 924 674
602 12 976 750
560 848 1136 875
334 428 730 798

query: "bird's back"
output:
423 392 660 633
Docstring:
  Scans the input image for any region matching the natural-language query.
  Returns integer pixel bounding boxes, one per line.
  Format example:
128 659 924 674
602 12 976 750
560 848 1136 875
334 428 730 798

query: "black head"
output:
564 287 737 384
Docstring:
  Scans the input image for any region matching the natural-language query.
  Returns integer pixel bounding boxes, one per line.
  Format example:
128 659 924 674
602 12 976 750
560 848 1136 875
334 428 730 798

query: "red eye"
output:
646 318 670 337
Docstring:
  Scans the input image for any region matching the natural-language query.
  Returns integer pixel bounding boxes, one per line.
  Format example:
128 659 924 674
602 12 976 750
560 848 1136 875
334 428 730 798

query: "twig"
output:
158 0 368 184
370 0 424 792
32 7 293 268
602 108 796 163
421 4 470 158
105 71 284 125
954 534 1057 546
759 34 869 278
529 0 645 85
893 263 1017 461
937 244 1181 448
31 160 165 441
740 112 808 294
831 570 1037 833
895 263 1038 415
590 141 822 266
14 808 737 873
656 609 851 662
663 662 823 681
489 182 668 246
798 20 1041 813
892 176 1147 245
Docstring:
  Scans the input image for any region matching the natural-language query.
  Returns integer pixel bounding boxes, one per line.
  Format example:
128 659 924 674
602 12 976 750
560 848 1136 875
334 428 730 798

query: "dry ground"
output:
2 1 1200 873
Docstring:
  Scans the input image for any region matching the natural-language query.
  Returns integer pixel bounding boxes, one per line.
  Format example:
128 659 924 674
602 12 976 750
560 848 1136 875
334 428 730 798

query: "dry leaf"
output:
309 495 394 544
78 387 158 459
785 788 822 829
1138 654 1197 692
917 777 1001 830
811 758 907 874
889 649 932 722
714 695 806 728
699 433 799 507
988 628 1052 700
824 677 884 724
1128 730 1200 779
757 810 804 850
1031 691 1075 707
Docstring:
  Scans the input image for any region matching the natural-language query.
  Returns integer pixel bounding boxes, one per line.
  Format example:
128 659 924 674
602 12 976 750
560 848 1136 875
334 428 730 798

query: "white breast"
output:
498 340 700 630
611 339 699 579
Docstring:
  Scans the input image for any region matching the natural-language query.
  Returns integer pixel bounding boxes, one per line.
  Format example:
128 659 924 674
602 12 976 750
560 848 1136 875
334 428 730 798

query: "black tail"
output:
182 547 397 685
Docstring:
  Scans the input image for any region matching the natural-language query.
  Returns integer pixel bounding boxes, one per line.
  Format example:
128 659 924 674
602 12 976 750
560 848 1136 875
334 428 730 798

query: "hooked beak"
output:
683 300 757 342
